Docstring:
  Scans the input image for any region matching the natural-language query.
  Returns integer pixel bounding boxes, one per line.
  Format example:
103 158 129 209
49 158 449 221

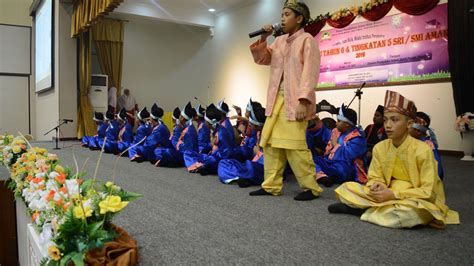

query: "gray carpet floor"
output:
3 141 473 265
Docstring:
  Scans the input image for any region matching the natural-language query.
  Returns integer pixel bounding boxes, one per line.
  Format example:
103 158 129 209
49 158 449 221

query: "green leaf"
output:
40 257 50 266
86 220 103 236
71 252 85 266
80 179 93 191
59 253 73 266
118 190 143 201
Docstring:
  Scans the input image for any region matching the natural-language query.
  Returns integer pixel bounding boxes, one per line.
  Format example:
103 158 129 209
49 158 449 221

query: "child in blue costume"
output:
98 110 120 152
129 103 172 162
195 104 211 154
154 103 198 167
314 105 368 188
409 111 444 179
105 108 134 154
184 104 235 175
231 99 263 162
306 115 332 157
81 112 105 148
121 107 152 157
216 99 236 147
218 101 267 187
231 98 254 143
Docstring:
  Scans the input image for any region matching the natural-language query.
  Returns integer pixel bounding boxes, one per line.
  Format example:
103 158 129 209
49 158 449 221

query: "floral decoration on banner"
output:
306 0 390 24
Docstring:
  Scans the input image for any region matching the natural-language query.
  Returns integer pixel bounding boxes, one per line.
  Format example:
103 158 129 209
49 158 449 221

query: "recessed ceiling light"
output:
208 8 216 12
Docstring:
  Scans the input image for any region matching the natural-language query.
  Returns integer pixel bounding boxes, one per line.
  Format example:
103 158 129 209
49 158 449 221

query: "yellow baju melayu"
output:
335 136 459 228
260 90 323 196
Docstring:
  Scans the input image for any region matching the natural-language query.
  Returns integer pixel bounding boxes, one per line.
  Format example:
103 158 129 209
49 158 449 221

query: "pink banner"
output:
315 3 449 88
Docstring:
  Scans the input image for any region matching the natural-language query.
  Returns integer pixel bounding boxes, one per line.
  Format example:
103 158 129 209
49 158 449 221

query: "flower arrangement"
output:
455 112 474 133
360 0 389 14
0 133 14 165
1 135 27 170
1 134 142 265
330 8 354 21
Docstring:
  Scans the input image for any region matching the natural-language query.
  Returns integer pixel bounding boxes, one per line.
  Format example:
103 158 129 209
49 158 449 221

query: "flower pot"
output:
461 131 474 161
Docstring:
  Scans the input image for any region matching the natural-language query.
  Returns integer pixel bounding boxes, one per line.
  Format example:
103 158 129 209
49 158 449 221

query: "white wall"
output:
0 0 32 26
209 0 461 151
57 2 77 139
35 0 77 140
0 76 30 134
121 18 214 111
0 0 33 136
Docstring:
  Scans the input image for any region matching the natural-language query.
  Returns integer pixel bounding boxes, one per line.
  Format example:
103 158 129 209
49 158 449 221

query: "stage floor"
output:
2 141 473 264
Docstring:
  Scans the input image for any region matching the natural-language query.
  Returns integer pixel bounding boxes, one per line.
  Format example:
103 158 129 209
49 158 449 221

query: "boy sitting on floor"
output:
328 90 459 229
314 105 368 187
218 101 266 187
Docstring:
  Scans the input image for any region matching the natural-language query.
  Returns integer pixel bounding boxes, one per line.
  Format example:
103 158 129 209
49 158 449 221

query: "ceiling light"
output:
208 8 216 12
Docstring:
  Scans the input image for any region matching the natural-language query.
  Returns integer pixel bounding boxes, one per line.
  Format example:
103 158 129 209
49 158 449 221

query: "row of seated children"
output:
82 97 444 190
81 90 458 229
81 99 266 185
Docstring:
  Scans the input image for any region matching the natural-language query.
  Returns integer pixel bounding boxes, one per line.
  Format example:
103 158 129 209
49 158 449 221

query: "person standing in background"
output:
118 88 139 126
108 86 117 114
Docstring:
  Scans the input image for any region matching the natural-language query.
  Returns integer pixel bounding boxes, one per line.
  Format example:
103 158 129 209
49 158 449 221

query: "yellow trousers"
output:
260 93 322 196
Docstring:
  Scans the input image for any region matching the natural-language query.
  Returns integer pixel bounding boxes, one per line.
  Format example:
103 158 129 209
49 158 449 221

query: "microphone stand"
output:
44 120 69 150
347 82 365 126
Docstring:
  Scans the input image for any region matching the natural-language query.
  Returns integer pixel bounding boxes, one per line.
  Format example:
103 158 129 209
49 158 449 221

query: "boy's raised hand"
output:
232 105 242 116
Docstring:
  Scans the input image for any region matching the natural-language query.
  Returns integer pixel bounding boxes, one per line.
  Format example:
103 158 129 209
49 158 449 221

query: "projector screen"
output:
35 0 54 92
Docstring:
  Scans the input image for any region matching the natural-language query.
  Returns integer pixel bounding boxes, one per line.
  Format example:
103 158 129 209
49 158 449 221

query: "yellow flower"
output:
105 181 114 188
48 246 61 261
28 153 36 161
99 196 129 214
33 147 47 154
16 167 26 175
73 205 93 219
12 146 21 154
54 165 64 173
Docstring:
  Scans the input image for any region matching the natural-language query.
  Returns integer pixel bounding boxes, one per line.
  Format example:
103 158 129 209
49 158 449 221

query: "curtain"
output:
394 0 439 15
77 30 96 139
304 19 327 37
92 19 124 96
362 0 394 21
306 0 440 31
71 0 123 38
448 0 474 115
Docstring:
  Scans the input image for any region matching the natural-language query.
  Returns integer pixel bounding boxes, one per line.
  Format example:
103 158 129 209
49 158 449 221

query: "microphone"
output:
63 119 73 123
249 23 281 38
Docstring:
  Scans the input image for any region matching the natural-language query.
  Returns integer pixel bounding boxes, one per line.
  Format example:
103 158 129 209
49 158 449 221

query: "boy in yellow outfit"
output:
328 90 459 228
248 0 322 201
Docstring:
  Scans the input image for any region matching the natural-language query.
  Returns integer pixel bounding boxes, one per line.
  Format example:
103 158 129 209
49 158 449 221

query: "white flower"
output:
83 198 92 209
53 192 61 202
65 179 80 196
49 171 60 179
46 179 58 191
29 198 47 211
35 172 46 178
39 223 53 245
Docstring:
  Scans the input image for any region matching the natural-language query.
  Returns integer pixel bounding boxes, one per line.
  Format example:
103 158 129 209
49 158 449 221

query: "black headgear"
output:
151 103 164 120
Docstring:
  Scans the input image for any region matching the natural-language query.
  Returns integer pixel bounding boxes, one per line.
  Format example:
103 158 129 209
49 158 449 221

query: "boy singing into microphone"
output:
248 0 322 201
